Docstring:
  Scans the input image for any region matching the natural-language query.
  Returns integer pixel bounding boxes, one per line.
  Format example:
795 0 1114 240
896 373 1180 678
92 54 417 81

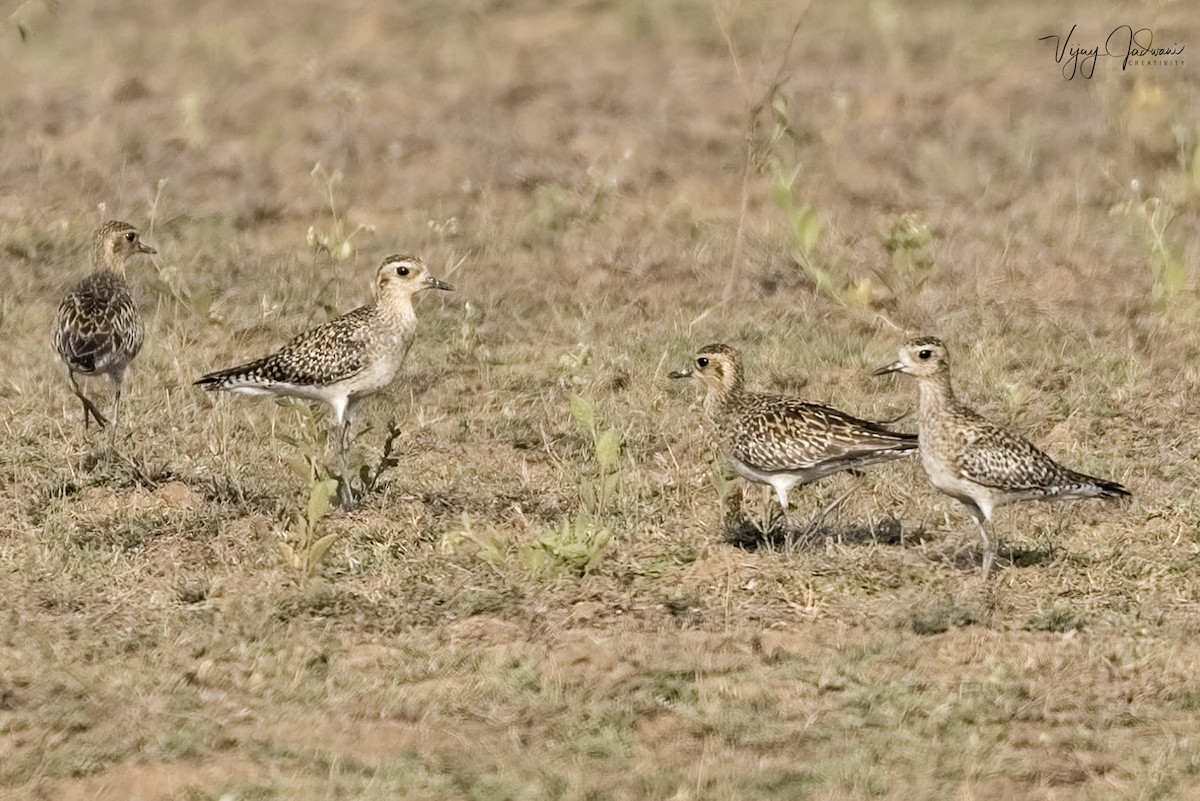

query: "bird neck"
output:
702 373 743 419
916 370 957 424
93 257 127 276
91 242 127 274
374 288 418 328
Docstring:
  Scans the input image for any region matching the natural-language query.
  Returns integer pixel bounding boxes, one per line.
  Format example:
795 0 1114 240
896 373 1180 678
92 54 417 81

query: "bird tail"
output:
1068 470 1131 500
194 358 269 391
862 421 919 451
1092 476 1131 499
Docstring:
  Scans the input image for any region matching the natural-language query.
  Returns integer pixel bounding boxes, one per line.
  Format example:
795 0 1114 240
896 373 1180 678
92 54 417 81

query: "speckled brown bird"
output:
874 336 1130 579
52 220 156 429
670 344 917 516
195 255 453 467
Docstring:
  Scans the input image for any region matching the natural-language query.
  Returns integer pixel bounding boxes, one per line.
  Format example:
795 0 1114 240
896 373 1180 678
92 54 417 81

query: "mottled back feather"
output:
198 306 377 389
931 402 1127 500
716 392 917 473
53 271 144 375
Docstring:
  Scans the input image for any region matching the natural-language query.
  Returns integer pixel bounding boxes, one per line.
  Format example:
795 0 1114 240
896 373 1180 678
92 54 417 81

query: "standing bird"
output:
874 336 1130 579
195 255 453 494
52 220 157 429
670 344 917 525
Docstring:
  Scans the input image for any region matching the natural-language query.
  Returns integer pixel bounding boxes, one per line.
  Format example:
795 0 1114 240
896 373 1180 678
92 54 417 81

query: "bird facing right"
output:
52 220 157 429
874 336 1130 579
195 255 453 501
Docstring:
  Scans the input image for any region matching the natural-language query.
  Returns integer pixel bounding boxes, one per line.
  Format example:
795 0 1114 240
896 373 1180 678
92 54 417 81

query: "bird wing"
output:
204 306 374 387
953 417 1075 493
53 274 143 373
726 394 916 473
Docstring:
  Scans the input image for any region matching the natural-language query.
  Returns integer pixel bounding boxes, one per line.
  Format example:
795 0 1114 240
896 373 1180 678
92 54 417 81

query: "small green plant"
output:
306 163 373 262
523 516 612 578
345 422 404 501
769 162 880 310
445 511 611 580
1111 196 1189 312
569 395 622 518
276 406 334 485
442 512 510 571
1028 606 1087 633
509 395 623 579
769 162 830 293
277 406 402 507
278 477 341 583
764 97 875 311
878 212 935 292
273 408 341 579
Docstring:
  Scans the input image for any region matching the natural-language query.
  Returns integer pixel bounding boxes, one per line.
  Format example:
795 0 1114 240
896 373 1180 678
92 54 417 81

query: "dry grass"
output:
2 0 1200 799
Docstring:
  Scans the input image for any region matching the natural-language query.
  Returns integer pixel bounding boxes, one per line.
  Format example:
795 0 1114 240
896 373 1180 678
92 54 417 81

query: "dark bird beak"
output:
668 367 693 379
138 241 157 255
424 276 454 291
872 361 903 376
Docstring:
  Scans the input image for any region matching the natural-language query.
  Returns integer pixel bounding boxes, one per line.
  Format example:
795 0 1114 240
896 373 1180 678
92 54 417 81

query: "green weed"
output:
877 212 936 294
769 161 833 297
346 422 405 501
523 515 612 578
443 511 510 572
517 395 621 578
276 406 334 486
277 476 340 583
1028 606 1087 633
1111 196 1190 313
277 405 404 507
569 394 622 519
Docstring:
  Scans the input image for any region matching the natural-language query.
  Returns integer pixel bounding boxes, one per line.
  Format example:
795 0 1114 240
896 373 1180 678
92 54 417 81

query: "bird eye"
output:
124 231 136 242
696 357 709 368
918 349 932 360
396 265 409 277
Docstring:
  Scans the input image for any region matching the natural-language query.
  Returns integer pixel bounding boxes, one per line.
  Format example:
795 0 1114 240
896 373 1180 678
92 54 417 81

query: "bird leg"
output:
334 417 355 509
108 372 127 432
69 372 108 429
975 517 996 580
758 484 778 537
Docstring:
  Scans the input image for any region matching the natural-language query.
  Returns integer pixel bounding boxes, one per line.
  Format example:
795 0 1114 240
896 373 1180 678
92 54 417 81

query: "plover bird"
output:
670 344 917 522
874 336 1130 579
52 220 156 429
196 255 452 486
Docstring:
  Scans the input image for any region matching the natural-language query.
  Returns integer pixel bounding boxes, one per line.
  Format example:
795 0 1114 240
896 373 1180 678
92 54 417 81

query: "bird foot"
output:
335 477 357 510
83 401 109 430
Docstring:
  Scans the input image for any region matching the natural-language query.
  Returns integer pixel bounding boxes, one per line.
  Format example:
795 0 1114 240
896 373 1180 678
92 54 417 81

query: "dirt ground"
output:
1 0 1199 799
